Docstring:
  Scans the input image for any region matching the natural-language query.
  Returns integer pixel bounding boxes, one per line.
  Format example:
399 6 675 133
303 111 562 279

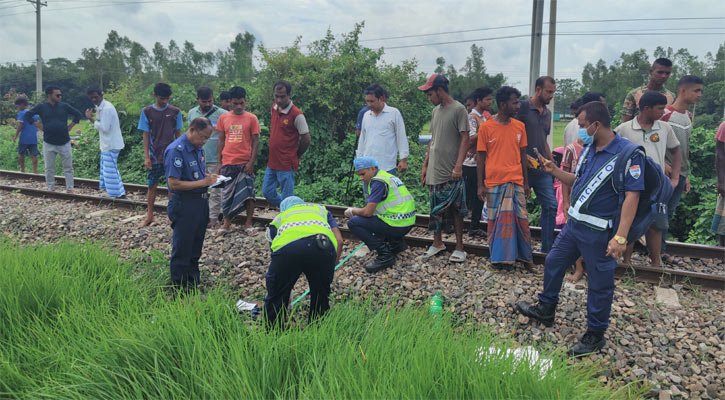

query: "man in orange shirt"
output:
476 86 533 269
216 86 261 236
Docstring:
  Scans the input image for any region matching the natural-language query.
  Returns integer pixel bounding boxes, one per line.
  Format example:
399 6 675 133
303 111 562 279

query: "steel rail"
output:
1 170 723 262
1 183 722 291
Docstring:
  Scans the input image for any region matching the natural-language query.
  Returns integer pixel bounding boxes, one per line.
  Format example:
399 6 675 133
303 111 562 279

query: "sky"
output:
1 0 724 93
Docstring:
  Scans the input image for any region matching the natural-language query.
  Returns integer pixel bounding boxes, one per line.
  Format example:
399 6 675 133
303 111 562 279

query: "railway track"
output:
3 169 723 262
0 171 722 291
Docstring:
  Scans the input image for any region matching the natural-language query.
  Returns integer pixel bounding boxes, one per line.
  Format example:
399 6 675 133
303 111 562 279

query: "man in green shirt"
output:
621 58 675 122
188 86 227 227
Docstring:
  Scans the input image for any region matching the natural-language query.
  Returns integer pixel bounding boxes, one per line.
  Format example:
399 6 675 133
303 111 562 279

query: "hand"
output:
477 186 487 202
344 207 354 218
538 155 556 173
70 140 77 148
606 237 627 259
664 163 672 177
397 159 408 173
144 158 152 170
670 176 679 189
12 135 18 143
84 109 94 121
243 163 254 175
420 167 427 186
204 173 220 186
451 167 462 181
524 184 531 199
684 177 690 194
216 166 221 175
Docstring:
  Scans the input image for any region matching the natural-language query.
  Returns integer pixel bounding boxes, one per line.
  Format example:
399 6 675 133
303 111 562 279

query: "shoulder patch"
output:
629 165 641 179
174 157 183 168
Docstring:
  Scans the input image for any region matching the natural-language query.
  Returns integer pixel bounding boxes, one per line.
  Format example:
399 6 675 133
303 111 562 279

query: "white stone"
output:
655 287 681 308
353 246 370 258
121 215 145 223
86 209 114 218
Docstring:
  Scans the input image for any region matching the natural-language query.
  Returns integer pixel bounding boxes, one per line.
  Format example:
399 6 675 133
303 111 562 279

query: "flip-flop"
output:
662 253 685 267
214 228 230 237
449 250 467 263
422 245 446 259
245 227 259 237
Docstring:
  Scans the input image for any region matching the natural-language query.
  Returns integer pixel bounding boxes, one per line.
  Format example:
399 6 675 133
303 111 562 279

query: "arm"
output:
477 151 487 201
66 103 82 131
14 121 22 142
297 133 310 158
621 92 635 123
451 130 469 180
668 146 682 187
395 111 409 172
142 131 152 170
716 139 725 196
167 174 218 191
606 191 640 258
217 124 225 172
244 134 260 175
539 155 576 186
520 148 530 198
544 141 553 160
352 202 378 218
295 114 311 158
331 227 344 263
421 142 431 185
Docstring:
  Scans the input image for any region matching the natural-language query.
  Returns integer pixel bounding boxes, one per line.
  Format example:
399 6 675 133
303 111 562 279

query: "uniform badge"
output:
629 165 641 179
283 118 289 125
193 171 199 179
189 161 197 167
649 133 660 143
174 157 182 168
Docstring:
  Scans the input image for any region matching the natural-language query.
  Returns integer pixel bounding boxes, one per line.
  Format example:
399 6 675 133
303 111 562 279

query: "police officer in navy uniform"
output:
516 102 645 356
164 117 219 290
264 196 343 328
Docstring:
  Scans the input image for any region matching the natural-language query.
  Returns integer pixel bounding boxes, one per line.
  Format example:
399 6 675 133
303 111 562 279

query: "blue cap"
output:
280 196 304 212
353 157 379 171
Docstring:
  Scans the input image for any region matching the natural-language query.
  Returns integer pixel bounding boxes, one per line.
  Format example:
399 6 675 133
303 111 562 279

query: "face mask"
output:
578 128 593 145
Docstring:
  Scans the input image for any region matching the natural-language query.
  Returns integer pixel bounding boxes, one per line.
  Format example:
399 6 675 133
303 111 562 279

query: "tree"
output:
554 78 583 114
217 32 256 84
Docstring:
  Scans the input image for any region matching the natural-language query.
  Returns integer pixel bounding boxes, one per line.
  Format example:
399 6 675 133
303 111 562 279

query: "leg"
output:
188 199 209 286
303 241 336 321
662 178 686 255
646 227 662 268
139 185 158 227
58 142 74 190
103 150 125 198
579 235 617 332
453 213 464 251
18 154 25 172
622 243 635 265
98 152 106 190
264 247 303 328
537 224 581 305
347 216 387 250
528 170 557 252
206 162 221 224
462 166 480 229
244 199 255 230
43 142 58 191
262 167 283 207
278 170 295 202
567 257 585 283
168 198 197 289
31 155 38 174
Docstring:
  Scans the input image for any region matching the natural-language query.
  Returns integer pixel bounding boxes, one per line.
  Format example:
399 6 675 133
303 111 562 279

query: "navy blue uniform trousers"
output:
264 236 336 327
538 220 617 332
167 194 209 288
347 215 412 251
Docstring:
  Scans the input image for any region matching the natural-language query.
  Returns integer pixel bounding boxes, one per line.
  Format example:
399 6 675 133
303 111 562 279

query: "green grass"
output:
0 240 635 398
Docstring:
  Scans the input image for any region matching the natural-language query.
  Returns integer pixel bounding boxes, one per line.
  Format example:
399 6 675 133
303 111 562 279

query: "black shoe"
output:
515 301 556 327
388 239 408 254
570 330 606 356
492 263 513 271
365 244 396 273
468 228 484 238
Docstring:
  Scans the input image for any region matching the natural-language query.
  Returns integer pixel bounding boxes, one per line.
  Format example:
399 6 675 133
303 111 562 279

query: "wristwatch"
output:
613 235 627 245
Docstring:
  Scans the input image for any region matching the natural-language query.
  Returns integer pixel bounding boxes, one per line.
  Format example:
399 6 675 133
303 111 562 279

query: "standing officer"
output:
164 117 219 290
264 196 344 328
345 157 416 273
515 102 644 356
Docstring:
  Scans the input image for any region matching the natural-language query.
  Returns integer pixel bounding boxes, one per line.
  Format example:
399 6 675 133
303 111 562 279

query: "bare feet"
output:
138 215 154 227
566 269 584 283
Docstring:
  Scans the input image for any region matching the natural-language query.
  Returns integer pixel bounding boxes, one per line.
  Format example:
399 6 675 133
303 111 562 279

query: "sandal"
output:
422 245 446 259
449 250 467 263
245 227 259 237
662 253 685 267
214 228 231 237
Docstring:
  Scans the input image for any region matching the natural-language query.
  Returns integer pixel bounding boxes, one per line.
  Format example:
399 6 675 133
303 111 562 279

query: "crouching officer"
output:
515 102 644 356
345 157 416 273
264 196 344 327
164 117 218 290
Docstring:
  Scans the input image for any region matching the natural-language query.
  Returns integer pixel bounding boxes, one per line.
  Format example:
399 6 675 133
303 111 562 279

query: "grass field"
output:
0 240 637 398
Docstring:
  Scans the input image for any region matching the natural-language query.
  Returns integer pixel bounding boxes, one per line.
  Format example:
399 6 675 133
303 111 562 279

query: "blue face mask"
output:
578 128 593 145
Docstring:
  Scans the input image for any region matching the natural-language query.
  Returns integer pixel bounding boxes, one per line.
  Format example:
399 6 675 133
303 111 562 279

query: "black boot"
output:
515 301 556 327
365 244 396 273
570 330 606 356
388 239 408 254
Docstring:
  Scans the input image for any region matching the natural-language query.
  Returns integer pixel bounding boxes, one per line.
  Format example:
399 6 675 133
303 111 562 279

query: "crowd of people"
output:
9 55 725 355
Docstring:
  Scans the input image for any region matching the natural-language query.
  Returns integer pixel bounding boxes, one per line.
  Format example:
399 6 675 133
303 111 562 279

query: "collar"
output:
370 104 391 115
595 134 624 155
152 104 169 111
631 117 663 132
96 99 108 109
180 134 198 152
273 101 294 114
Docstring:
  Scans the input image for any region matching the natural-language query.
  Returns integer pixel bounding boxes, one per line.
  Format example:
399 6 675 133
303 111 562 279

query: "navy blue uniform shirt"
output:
163 134 207 194
571 134 645 219
366 180 388 204
24 101 82 145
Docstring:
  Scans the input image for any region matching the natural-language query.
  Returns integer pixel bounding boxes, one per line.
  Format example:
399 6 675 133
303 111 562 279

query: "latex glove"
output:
344 208 354 218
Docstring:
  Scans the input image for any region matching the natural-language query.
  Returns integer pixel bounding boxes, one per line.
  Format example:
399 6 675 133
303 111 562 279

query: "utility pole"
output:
28 0 47 101
546 0 557 150
528 0 544 97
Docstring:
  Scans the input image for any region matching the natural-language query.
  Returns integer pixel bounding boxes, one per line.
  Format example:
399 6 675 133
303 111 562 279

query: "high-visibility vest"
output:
365 170 416 227
270 204 338 252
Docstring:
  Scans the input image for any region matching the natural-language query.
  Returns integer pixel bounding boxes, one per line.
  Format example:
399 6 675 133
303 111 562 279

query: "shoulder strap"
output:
203 105 219 119
573 145 591 177
612 144 644 194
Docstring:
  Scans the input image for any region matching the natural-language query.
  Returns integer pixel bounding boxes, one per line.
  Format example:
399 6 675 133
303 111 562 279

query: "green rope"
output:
291 242 366 306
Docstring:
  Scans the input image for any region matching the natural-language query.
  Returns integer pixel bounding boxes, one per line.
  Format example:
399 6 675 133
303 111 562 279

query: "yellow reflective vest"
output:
270 204 338 252
365 170 416 227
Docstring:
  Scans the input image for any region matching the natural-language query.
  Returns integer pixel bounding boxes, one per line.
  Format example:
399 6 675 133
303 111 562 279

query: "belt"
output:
173 192 209 200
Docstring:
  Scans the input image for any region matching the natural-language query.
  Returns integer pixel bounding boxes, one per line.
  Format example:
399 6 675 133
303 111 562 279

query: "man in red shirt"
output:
262 80 311 208
216 86 261 236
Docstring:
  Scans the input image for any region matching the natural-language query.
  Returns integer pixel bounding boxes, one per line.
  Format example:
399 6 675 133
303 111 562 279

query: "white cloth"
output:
463 108 485 167
563 118 579 147
356 104 409 172
93 99 124 152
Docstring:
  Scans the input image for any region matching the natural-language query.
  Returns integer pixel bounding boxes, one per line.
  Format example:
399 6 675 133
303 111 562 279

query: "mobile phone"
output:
532 147 541 160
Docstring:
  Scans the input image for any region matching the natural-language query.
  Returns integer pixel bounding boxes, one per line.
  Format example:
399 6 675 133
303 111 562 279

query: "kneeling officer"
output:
264 196 343 327
164 117 219 290
346 157 416 273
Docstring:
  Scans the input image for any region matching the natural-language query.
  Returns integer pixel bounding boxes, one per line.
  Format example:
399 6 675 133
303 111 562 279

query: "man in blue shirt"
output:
516 102 644 356
13 96 39 173
24 86 82 192
164 117 218 291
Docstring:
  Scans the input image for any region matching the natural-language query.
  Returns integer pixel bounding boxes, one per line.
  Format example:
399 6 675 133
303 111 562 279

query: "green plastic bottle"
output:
429 292 443 316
